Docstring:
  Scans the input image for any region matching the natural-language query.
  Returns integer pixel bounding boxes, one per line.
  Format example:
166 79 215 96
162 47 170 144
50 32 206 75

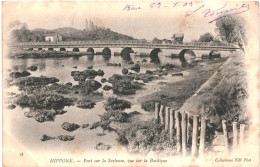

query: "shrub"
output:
14 76 59 87
104 97 131 111
141 100 156 112
100 110 129 123
16 93 74 110
77 99 96 109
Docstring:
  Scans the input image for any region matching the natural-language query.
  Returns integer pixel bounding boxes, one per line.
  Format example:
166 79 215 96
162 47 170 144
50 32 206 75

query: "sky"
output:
2 1 253 42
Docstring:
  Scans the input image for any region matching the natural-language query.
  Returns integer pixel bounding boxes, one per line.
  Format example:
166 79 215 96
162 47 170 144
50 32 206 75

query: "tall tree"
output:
152 38 162 44
8 20 22 30
198 33 214 42
215 15 247 45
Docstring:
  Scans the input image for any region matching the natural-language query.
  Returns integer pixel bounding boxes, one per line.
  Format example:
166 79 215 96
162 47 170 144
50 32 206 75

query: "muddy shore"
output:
9 50 87 59
5 53 233 156
106 58 229 156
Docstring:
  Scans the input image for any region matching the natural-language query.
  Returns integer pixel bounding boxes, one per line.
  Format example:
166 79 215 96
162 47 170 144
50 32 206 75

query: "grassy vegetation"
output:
11 75 104 122
108 74 143 95
104 97 131 111
88 97 132 132
14 76 59 87
76 98 96 109
139 58 228 110
116 56 244 154
116 120 177 154
103 98 130 121
141 100 156 112
16 93 74 110
181 51 248 130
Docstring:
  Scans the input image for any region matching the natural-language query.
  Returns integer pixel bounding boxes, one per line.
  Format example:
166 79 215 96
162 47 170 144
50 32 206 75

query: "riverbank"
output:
9 50 85 58
180 50 248 130
110 51 248 156
91 56 229 156
138 58 228 110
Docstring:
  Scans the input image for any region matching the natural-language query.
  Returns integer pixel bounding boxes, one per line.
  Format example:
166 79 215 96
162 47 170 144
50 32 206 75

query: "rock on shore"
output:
41 134 55 141
95 142 111 150
58 135 75 141
24 110 68 123
71 69 104 81
9 71 31 78
61 122 80 132
27 65 38 71
76 98 96 109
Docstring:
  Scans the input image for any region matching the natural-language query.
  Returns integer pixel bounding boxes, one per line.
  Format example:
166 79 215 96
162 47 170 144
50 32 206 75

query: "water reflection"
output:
87 54 94 60
8 49 190 84
183 53 196 64
150 48 161 63
121 54 132 63
72 56 80 63
53 59 63 67
102 54 111 61
37 59 46 71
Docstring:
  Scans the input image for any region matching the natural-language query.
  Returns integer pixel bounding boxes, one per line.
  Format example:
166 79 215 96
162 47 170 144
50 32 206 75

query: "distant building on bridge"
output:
45 34 62 42
172 33 184 44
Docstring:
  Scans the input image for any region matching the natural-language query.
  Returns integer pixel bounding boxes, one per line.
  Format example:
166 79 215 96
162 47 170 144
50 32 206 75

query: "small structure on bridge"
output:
45 34 62 42
172 33 184 44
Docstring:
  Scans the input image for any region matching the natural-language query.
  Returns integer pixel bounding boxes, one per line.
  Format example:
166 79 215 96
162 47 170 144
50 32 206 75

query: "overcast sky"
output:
3 1 253 42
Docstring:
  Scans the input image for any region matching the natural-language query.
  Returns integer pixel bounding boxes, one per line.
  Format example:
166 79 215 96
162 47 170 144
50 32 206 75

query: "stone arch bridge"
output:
9 41 240 62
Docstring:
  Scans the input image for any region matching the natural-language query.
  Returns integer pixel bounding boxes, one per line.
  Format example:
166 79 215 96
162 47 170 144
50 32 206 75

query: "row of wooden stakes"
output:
154 102 247 156
222 120 246 154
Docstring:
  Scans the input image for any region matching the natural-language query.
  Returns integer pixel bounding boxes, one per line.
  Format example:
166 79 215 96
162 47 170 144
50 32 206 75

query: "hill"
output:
52 27 82 36
11 27 136 42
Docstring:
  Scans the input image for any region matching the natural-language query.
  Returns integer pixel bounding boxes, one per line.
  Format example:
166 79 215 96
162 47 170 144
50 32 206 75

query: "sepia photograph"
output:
2 1 259 166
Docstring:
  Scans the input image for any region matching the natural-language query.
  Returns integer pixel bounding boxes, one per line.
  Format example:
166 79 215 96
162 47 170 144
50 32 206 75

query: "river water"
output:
5 50 196 153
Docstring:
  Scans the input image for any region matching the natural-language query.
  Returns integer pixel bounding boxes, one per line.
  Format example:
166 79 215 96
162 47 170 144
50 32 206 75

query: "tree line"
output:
152 14 246 48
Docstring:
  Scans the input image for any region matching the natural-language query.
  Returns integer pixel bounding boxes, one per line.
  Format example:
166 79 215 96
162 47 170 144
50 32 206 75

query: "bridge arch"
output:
28 48 33 51
48 48 54 51
73 47 80 52
209 50 221 59
179 49 196 64
38 48 42 51
102 47 111 60
60 48 66 51
87 47 94 54
121 47 134 61
102 47 111 55
150 48 161 63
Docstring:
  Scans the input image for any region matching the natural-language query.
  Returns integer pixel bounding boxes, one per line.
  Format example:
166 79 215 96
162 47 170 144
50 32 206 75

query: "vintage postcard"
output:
2 1 259 167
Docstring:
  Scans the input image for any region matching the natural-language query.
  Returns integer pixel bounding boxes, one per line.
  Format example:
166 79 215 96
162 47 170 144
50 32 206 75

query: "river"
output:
4 50 199 153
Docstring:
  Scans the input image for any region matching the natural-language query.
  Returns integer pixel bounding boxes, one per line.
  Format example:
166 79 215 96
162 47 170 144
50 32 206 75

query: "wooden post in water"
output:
199 118 207 156
232 122 238 151
175 111 181 153
181 111 187 156
239 124 245 147
222 120 229 154
154 102 160 124
165 107 170 132
186 113 190 145
169 109 175 141
192 115 199 156
159 105 165 124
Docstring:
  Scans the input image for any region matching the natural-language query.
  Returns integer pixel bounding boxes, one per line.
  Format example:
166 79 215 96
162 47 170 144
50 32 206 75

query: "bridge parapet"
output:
9 40 236 47
7 41 240 52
